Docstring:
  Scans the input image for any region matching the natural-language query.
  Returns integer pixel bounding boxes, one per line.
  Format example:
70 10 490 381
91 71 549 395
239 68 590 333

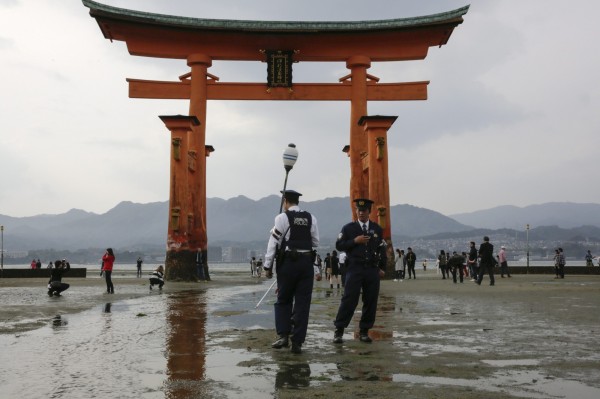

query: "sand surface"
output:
1 272 599 398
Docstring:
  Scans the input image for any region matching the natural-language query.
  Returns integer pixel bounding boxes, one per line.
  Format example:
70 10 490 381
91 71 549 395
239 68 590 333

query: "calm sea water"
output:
5 262 250 276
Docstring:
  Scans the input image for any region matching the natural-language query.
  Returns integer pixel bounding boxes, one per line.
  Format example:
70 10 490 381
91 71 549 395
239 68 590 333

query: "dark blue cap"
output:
353 198 374 210
281 190 302 202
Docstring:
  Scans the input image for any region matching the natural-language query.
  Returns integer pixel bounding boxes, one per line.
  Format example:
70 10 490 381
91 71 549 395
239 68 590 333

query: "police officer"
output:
264 190 320 354
333 198 387 344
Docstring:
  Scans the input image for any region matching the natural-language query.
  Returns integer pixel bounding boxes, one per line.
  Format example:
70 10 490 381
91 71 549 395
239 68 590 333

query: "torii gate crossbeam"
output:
127 79 429 101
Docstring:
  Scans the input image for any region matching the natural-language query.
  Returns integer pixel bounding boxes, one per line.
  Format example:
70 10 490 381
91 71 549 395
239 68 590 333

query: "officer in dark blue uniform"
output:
333 198 387 344
264 190 320 354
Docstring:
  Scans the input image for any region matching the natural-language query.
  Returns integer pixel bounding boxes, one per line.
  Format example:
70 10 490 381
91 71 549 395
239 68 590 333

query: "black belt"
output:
286 251 312 257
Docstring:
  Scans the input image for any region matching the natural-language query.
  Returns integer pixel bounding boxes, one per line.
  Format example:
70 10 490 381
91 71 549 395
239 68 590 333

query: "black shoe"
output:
359 330 372 343
271 335 289 349
333 328 344 344
290 342 302 354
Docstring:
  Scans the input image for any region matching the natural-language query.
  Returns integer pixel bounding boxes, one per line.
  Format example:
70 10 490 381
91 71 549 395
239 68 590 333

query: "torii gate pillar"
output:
359 115 398 275
159 115 201 281
187 54 212 279
347 56 371 207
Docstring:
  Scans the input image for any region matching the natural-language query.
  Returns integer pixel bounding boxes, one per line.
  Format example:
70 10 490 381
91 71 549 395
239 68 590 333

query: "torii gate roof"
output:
83 0 469 62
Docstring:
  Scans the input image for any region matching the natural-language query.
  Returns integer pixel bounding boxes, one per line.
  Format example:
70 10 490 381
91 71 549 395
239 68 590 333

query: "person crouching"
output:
48 259 70 296
149 265 165 290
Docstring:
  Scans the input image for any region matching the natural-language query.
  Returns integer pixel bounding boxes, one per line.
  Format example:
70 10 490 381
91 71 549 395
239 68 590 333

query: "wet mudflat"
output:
1 272 599 398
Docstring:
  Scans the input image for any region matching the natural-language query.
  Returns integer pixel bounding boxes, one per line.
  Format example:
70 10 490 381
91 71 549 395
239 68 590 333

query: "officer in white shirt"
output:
264 190 320 354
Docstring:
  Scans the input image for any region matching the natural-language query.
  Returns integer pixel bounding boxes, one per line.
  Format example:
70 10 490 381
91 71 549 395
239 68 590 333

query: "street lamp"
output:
279 143 299 213
526 224 530 274
1 225 4 271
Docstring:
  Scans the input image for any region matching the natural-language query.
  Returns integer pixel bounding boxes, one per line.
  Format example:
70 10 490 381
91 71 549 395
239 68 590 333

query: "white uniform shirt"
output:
264 205 319 269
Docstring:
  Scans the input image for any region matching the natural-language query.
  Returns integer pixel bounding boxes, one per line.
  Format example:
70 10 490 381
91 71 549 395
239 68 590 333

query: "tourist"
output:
329 250 340 289
149 265 164 290
467 241 478 281
256 257 263 277
263 190 320 354
476 236 495 286
47 259 70 296
499 245 511 278
324 253 331 281
406 247 417 279
553 249 561 278
102 248 115 294
250 256 257 277
438 250 448 279
557 247 565 279
394 249 403 281
585 250 594 267
333 198 387 344
449 251 465 283
136 257 143 278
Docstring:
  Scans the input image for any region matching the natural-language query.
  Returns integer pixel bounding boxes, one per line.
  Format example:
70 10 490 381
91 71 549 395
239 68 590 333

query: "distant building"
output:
207 246 222 262
222 246 249 263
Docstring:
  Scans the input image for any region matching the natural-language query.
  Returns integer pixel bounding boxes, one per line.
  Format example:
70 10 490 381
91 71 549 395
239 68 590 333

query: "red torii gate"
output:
83 0 468 280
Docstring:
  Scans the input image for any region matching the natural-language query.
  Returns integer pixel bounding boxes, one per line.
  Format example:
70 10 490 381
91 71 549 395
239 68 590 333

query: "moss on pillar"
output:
165 249 198 281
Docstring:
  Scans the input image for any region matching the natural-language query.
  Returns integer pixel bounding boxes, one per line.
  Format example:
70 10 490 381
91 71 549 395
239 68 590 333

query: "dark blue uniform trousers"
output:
275 255 314 344
334 264 380 331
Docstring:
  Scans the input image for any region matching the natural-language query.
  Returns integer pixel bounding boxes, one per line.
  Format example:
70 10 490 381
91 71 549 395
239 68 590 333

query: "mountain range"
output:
1 198 599 252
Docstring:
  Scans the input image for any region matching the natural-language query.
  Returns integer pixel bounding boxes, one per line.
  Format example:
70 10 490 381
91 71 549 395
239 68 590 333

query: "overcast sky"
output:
1 0 598 218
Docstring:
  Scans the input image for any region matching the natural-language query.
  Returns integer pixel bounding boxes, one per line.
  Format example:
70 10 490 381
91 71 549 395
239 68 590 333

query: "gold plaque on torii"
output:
266 50 293 88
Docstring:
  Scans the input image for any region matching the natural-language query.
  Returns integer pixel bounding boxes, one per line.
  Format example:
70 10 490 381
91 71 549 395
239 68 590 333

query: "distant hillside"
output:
0 197 470 251
3 199 599 252
450 202 600 230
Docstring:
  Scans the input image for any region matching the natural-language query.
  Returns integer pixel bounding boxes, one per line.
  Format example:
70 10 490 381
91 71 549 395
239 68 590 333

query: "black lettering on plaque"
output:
266 50 293 88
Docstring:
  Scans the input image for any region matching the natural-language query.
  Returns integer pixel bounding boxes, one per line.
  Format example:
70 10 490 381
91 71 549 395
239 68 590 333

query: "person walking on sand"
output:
467 241 478 281
406 247 417 279
102 248 115 294
333 198 387 344
263 190 320 355
449 251 465 284
394 249 403 281
438 250 448 280
498 245 511 278
329 250 341 289
476 236 495 286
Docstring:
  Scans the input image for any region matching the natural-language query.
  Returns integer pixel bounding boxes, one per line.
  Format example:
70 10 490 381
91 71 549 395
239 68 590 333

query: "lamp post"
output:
526 224 530 274
279 143 299 213
1 225 4 271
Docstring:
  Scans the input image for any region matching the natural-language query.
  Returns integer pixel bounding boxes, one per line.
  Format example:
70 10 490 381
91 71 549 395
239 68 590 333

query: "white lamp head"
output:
282 143 298 171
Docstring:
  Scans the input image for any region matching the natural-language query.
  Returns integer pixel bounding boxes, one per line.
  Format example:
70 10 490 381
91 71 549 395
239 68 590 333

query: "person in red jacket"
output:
102 248 115 294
